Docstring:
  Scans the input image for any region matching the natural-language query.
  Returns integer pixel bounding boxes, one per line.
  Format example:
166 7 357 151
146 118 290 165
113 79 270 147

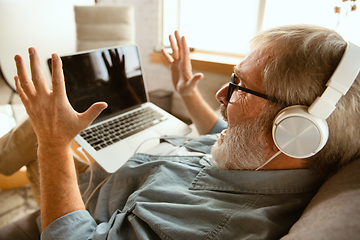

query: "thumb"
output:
187 73 204 88
80 102 108 126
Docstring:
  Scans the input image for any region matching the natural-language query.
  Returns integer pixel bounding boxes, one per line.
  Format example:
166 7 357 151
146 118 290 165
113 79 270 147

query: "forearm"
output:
38 145 85 230
181 89 219 135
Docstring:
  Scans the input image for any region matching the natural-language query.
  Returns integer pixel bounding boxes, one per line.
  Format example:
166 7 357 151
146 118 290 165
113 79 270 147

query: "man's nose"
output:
216 84 229 106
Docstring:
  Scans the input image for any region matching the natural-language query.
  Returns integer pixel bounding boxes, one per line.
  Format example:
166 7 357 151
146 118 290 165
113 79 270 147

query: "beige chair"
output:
74 5 135 52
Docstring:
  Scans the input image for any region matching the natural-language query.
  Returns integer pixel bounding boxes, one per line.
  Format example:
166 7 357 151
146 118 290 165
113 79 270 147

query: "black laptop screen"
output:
48 45 147 124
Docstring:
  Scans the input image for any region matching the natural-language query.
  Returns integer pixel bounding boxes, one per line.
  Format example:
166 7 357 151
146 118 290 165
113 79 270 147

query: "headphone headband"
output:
308 42 360 119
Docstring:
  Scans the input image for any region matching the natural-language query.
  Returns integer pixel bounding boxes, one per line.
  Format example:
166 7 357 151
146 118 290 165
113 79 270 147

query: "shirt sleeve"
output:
207 118 227 134
41 210 98 240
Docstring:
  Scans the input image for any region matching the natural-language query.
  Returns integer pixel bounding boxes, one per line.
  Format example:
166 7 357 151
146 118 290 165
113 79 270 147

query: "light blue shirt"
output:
41 119 323 239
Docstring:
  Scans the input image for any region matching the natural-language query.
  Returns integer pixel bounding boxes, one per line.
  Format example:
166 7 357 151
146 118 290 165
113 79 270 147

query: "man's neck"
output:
260 152 307 170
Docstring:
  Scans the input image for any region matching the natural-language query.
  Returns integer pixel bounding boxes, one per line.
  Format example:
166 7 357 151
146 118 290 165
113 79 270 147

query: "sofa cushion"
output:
281 158 360 239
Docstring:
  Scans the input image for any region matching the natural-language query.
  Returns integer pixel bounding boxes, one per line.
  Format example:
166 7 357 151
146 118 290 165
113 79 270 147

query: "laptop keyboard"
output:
80 107 167 151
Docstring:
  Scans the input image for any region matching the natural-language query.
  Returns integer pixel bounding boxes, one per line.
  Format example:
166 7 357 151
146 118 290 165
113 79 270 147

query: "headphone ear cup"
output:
272 105 329 158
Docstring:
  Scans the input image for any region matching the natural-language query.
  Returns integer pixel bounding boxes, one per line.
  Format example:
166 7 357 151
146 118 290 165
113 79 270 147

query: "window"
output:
162 0 264 55
162 0 360 56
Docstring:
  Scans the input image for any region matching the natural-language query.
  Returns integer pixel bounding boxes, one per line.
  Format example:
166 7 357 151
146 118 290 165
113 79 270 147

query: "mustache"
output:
220 104 228 122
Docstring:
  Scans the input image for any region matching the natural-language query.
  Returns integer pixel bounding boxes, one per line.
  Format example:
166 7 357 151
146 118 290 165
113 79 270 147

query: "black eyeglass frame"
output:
226 73 279 103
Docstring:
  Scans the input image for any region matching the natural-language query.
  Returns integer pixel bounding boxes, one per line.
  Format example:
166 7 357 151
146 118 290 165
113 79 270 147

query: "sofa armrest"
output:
281 158 360 239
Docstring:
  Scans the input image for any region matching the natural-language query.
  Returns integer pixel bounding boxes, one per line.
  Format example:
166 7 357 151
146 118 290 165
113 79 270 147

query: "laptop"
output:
47 45 191 173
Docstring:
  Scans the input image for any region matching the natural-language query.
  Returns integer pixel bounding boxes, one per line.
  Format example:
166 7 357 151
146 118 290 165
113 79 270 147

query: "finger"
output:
187 73 204 88
28 47 48 93
114 49 121 65
80 102 108 128
14 54 36 97
14 75 29 104
102 52 110 71
161 48 174 64
175 31 183 60
109 50 117 66
50 53 66 98
181 36 190 65
121 54 125 68
169 34 179 59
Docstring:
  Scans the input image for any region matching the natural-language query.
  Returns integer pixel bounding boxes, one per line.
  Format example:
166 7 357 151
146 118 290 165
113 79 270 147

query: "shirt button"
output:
183 140 189 144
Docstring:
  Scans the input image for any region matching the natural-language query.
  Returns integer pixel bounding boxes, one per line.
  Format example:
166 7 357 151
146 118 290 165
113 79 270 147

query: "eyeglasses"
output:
226 73 278 103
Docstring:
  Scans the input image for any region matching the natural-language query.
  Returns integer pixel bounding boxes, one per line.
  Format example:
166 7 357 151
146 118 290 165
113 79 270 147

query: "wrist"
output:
37 136 72 150
180 87 200 99
37 142 72 160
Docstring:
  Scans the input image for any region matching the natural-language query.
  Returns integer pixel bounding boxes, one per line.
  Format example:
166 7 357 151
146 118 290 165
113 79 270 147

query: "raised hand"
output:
14 48 107 149
102 48 127 86
161 31 203 96
101 48 142 107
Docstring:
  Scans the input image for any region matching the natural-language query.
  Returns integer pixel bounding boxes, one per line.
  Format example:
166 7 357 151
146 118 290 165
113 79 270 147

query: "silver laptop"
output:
48 45 191 173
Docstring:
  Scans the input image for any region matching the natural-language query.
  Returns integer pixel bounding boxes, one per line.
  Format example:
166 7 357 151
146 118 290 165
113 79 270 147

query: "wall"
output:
0 0 94 91
97 0 230 121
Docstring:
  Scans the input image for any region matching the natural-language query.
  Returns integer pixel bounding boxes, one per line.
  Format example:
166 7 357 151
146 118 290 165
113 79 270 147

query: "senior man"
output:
1 24 360 239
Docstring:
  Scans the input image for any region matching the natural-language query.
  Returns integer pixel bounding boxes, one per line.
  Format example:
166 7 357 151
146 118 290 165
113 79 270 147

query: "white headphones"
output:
272 42 360 159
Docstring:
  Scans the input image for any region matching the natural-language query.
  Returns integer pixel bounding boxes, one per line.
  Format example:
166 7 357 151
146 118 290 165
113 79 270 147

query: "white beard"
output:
211 106 271 170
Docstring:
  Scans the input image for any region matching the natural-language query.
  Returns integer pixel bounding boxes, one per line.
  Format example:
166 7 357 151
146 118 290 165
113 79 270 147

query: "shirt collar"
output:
190 167 324 194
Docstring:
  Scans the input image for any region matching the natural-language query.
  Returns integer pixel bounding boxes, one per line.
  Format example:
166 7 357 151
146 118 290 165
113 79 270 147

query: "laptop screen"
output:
48 45 147 124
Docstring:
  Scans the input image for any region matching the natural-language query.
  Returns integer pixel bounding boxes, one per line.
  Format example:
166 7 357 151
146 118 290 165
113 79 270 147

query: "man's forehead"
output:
236 48 268 67
233 49 269 88
233 66 243 78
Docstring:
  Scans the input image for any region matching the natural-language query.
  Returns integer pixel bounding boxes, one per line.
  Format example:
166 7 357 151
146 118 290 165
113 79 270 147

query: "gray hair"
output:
250 24 360 177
